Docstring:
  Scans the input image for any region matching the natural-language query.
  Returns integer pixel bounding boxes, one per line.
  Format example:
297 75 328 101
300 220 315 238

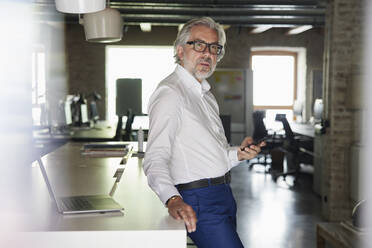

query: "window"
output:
106 46 175 123
251 51 297 128
31 46 46 126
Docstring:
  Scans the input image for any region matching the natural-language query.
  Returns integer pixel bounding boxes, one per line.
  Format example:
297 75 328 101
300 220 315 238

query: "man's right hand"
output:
167 196 197 233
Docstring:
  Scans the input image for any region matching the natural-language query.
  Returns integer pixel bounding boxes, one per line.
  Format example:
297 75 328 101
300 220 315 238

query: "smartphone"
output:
240 136 271 151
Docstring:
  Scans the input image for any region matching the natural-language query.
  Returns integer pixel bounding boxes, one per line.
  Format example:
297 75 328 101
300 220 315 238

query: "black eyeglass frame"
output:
186 40 223 55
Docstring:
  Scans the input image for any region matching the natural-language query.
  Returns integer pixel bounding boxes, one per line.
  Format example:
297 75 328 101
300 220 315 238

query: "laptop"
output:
37 158 124 214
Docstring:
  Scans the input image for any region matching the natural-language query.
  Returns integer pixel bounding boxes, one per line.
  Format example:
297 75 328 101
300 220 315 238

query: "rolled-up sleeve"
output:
227 146 241 168
143 86 183 204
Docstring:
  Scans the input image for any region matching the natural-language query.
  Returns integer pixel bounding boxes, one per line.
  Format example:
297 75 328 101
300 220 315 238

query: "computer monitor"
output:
313 98 323 122
116 78 142 116
275 113 286 121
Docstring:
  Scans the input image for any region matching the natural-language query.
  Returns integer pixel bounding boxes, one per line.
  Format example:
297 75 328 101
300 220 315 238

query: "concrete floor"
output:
230 162 323 248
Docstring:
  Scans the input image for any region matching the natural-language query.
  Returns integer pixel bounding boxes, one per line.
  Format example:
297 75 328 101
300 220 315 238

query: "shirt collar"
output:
175 65 211 95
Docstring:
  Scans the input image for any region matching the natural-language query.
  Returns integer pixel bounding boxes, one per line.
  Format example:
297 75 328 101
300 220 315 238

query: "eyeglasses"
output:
186 40 223 55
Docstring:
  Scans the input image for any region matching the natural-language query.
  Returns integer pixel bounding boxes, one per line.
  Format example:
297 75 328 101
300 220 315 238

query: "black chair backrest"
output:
114 109 136 141
123 109 135 141
252 110 268 141
278 116 294 139
275 114 298 152
114 115 123 141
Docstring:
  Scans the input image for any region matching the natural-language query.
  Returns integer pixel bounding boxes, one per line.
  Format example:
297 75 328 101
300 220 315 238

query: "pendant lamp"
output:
83 8 123 43
55 0 106 14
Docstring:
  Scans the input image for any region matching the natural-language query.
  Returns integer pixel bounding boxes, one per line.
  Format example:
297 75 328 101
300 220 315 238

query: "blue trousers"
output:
179 183 244 248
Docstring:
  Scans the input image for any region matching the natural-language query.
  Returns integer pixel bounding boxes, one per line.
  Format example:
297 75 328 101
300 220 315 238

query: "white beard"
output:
184 57 216 81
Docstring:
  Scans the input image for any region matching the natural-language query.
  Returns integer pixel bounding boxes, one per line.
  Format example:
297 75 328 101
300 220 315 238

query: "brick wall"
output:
321 0 364 220
65 24 106 117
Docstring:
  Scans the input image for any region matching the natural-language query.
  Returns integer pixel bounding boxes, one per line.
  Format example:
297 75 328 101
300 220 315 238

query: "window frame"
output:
250 50 298 111
31 45 47 126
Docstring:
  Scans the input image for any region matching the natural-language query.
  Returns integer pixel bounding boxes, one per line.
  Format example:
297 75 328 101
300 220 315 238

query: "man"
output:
143 17 264 248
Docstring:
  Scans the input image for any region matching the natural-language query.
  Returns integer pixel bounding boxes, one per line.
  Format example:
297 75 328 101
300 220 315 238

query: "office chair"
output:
113 109 136 141
249 111 283 173
123 109 135 141
88 92 102 124
272 114 313 184
113 115 123 141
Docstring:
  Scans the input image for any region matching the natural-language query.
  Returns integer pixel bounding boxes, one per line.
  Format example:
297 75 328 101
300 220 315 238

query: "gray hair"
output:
173 17 226 64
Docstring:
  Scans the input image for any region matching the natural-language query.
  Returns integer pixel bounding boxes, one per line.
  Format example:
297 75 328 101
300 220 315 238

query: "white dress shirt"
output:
143 65 240 204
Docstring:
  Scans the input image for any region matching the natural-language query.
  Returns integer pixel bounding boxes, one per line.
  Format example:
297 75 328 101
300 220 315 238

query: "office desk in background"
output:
70 125 117 141
70 116 150 141
14 142 186 248
289 122 329 197
34 118 149 142
32 121 116 143
289 121 315 157
289 122 315 138
33 118 150 157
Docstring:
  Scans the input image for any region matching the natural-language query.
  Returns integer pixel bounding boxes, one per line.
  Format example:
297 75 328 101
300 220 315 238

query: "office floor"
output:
187 161 323 248
231 161 323 248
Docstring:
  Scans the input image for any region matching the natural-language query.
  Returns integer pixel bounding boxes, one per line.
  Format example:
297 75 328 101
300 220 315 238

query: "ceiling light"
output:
83 8 123 43
250 25 272 34
140 23 151 32
287 25 313 35
55 0 106 14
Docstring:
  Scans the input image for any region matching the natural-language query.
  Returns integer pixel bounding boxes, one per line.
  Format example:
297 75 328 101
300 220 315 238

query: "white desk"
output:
289 122 315 138
9 142 186 248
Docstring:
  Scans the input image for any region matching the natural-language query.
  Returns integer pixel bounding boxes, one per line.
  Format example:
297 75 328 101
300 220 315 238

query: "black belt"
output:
176 171 231 191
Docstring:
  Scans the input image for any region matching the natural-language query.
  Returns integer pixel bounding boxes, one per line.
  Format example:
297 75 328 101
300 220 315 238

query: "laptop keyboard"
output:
61 196 93 210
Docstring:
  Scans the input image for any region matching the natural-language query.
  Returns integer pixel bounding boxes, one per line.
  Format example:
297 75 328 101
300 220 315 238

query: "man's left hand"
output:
237 136 265 161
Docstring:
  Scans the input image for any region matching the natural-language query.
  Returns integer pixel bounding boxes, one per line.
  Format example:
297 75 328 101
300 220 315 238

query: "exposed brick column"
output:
322 0 363 220
65 24 106 118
